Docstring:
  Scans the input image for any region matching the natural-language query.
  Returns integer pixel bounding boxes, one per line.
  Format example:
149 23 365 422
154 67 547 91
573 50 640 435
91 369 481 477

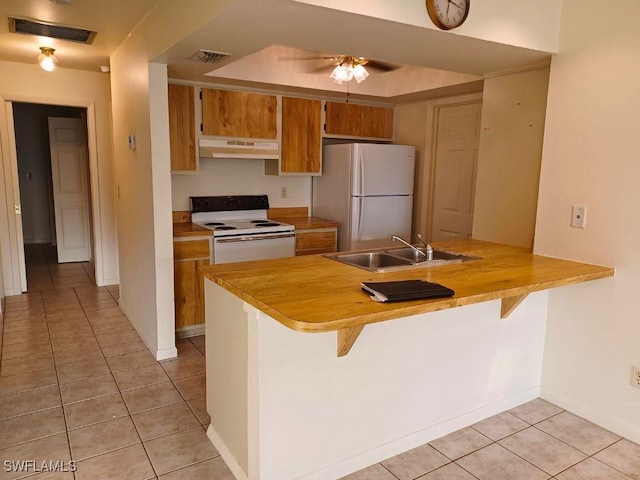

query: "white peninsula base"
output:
205 280 549 480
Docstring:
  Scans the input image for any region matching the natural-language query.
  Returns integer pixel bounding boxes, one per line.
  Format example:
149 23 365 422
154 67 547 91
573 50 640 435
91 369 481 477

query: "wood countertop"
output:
201 239 614 335
271 216 340 230
173 223 212 238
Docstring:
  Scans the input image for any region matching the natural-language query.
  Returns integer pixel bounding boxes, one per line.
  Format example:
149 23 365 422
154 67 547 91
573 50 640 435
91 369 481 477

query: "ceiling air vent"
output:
188 49 231 64
9 17 96 44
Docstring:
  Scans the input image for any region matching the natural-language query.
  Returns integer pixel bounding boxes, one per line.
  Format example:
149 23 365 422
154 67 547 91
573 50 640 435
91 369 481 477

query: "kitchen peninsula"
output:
202 240 613 480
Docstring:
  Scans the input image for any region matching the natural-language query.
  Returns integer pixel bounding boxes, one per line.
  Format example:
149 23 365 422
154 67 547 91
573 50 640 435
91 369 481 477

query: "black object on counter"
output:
361 280 455 303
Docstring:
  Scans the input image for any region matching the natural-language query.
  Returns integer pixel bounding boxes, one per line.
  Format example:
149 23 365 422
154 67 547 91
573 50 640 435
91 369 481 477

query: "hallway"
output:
0 246 232 479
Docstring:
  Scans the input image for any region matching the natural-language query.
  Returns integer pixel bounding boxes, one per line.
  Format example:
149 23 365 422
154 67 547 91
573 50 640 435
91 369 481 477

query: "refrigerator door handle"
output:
352 196 365 241
358 149 365 196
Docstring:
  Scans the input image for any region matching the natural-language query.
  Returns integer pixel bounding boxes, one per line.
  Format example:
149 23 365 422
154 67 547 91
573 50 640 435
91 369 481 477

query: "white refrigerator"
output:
312 143 415 251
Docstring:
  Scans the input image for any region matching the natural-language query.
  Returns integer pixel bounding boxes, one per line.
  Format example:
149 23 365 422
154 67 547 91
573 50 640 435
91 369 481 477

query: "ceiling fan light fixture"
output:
352 64 369 83
38 47 58 72
330 64 353 84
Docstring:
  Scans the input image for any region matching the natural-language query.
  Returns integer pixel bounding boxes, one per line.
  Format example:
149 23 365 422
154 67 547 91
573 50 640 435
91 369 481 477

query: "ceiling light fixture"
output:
329 56 369 85
38 47 58 72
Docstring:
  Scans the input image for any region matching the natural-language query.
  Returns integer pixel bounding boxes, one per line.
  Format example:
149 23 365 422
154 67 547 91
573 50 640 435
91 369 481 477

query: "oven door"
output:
213 232 296 264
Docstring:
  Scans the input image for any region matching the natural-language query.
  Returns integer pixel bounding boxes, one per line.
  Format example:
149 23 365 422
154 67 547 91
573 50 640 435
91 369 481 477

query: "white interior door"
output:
431 102 482 242
48 117 91 263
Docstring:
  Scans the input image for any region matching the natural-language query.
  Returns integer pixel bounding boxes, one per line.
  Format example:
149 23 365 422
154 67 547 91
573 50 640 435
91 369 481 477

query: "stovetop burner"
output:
190 195 294 237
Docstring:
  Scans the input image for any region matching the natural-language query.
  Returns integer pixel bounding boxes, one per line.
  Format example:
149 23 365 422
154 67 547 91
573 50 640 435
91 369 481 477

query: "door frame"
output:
0 94 104 294
420 93 483 241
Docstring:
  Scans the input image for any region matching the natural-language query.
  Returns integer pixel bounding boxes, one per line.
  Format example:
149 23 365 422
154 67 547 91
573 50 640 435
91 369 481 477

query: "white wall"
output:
109 0 236 359
473 67 550 248
535 0 640 443
394 101 430 237
0 61 118 294
110 34 176 360
171 160 311 211
292 0 562 54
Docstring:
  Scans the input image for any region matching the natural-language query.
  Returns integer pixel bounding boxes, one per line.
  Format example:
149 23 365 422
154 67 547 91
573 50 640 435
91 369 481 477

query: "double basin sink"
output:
324 247 480 273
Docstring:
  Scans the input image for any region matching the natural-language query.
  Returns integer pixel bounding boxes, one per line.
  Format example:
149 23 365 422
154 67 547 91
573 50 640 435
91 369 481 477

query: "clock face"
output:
426 0 470 30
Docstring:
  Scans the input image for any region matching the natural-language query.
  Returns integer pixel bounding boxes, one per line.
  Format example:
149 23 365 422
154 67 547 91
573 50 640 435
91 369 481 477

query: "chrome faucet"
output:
416 234 434 261
391 235 433 260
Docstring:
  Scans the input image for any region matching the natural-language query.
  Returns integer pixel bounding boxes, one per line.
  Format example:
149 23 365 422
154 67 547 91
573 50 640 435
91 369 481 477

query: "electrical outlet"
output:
571 206 587 228
280 186 288 199
632 366 640 388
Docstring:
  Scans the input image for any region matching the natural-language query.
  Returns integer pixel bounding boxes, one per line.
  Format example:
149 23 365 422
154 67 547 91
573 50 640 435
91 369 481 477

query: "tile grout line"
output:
43 288 80 480
69 284 157 477
446 412 561 479
0 292 69 454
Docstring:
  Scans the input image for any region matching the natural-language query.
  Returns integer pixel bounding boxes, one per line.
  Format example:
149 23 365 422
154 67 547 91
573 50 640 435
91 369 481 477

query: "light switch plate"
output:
571 206 586 228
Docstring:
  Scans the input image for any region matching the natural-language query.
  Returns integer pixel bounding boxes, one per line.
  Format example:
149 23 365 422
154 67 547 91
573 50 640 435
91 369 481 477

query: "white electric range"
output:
190 195 295 265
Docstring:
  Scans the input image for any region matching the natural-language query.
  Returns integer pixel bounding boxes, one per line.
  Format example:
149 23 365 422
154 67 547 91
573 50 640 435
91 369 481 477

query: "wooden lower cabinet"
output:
295 228 337 256
173 238 210 330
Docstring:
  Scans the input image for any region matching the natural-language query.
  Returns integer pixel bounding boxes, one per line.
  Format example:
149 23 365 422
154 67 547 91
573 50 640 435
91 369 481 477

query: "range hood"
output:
198 138 279 159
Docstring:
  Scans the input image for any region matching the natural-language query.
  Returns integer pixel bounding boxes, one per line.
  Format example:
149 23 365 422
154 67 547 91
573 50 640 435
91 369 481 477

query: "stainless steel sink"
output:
334 252 413 270
386 248 473 263
325 247 480 273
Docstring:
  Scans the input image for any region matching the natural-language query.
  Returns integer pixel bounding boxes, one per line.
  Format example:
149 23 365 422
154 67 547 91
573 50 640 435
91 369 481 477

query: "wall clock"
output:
426 0 470 30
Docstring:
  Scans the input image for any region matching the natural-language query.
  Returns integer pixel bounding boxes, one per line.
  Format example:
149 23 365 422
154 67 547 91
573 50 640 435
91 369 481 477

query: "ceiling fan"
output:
286 54 398 84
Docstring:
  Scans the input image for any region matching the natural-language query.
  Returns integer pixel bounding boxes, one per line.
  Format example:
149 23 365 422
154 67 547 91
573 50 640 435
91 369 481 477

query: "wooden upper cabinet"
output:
281 97 322 174
201 88 277 139
168 84 196 171
325 102 394 139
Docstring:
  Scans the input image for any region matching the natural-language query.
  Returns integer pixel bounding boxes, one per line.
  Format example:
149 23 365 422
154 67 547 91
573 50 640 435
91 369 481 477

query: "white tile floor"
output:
2 245 640 480
343 400 640 479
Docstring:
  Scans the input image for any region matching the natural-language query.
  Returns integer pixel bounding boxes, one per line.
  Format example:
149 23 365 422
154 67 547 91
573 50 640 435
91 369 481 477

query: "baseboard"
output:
97 277 119 288
117 298 177 362
207 425 248 480
155 345 178 361
176 324 205 339
298 387 541 480
541 390 640 445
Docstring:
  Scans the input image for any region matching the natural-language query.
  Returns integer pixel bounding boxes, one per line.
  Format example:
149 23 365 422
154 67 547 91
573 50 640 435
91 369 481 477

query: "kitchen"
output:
0 0 639 478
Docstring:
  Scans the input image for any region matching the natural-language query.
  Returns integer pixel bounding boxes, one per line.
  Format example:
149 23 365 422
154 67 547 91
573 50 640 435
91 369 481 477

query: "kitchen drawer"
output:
296 231 336 250
173 239 210 261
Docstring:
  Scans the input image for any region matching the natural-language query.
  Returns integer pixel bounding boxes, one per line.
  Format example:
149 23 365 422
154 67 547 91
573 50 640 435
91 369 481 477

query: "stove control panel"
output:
190 195 270 213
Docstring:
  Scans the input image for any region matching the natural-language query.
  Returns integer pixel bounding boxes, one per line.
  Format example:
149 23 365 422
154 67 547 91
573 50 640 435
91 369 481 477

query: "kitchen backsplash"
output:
171 158 312 211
